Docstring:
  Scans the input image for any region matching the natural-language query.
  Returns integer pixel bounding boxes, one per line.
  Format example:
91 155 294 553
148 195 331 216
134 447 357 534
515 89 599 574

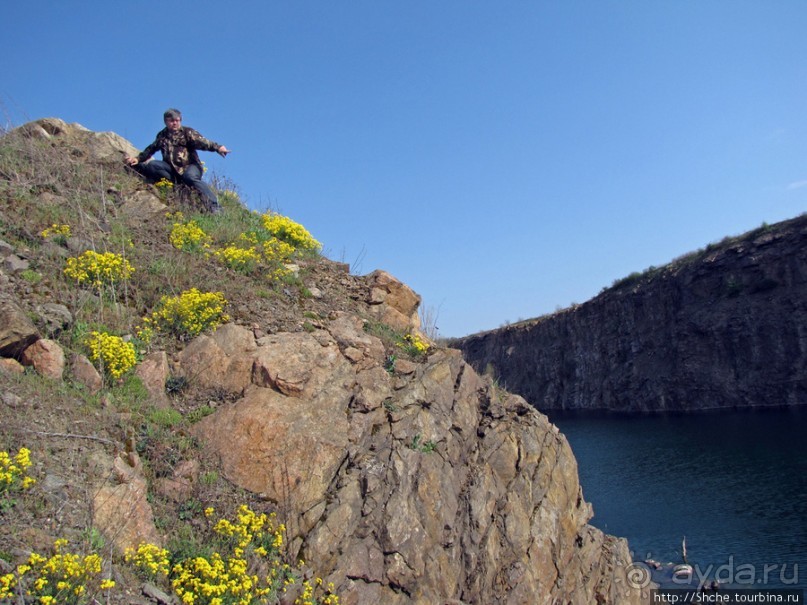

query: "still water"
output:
551 407 807 589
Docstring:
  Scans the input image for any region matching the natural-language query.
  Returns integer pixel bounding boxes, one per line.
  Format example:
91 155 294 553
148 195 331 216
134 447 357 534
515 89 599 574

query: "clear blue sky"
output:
3 1 806 337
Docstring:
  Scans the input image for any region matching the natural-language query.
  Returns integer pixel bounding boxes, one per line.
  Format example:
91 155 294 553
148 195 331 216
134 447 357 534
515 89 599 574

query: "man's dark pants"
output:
133 160 220 212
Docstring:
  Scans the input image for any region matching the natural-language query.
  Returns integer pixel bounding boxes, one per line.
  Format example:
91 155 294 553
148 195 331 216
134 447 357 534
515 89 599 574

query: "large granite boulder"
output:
14 117 139 162
0 299 39 358
365 270 422 333
21 338 65 380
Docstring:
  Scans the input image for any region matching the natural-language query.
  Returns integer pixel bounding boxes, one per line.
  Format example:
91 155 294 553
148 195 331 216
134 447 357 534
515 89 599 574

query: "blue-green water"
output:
551 407 807 589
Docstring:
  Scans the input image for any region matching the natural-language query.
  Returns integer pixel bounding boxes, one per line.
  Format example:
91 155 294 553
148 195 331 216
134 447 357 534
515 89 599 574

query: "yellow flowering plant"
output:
213 245 262 274
261 212 321 253
84 330 138 382
166 210 317 284
0 447 36 508
5 539 115 605
260 239 295 264
155 177 175 200
142 288 229 340
125 543 171 580
63 250 134 289
127 505 340 605
400 332 430 357
0 571 16 601
40 223 71 243
169 212 212 253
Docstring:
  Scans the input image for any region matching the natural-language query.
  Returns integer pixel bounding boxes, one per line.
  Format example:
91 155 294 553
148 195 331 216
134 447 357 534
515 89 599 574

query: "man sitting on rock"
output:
125 108 229 213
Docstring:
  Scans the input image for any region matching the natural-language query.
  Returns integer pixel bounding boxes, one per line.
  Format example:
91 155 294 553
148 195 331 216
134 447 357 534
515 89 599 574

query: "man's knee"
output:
179 166 218 210
180 164 203 184
134 160 173 182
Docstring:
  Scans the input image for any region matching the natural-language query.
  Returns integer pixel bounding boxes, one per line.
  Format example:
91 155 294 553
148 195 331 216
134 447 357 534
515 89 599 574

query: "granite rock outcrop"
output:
188 315 642 604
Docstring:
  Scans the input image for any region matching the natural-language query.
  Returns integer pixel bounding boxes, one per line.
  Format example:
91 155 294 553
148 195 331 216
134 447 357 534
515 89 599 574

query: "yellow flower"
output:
170 217 212 253
1 447 36 496
0 573 16 599
144 288 229 340
399 332 430 356
155 178 174 199
125 543 171 578
40 223 71 239
52 538 68 552
212 245 260 273
261 212 322 252
63 250 134 288
121 505 341 605
85 331 137 381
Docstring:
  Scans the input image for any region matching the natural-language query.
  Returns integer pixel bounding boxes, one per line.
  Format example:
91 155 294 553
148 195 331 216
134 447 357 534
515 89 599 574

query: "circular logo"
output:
625 563 651 589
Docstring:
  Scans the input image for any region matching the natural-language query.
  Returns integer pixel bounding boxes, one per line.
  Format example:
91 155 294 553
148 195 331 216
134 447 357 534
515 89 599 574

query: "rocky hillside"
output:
455 214 807 413
0 119 646 604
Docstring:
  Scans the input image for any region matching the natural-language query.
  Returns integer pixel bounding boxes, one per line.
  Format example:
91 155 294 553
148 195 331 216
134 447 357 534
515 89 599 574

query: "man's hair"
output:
163 108 182 120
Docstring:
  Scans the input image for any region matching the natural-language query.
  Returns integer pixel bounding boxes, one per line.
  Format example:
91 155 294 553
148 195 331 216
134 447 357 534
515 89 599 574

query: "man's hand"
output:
124 156 138 166
217 146 231 157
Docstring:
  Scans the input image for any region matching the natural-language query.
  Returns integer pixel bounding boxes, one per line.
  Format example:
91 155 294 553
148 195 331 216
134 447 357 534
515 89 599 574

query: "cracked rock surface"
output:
190 315 643 604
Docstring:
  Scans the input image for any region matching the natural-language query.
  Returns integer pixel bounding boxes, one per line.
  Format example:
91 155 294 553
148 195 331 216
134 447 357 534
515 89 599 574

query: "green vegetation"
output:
364 321 431 362
140 288 231 342
0 447 36 512
606 219 796 295
408 433 437 454
0 121 345 605
127 505 340 605
1 447 340 604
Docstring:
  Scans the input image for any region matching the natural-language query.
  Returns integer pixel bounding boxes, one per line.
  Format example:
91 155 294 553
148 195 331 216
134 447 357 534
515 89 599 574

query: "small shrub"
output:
261 237 296 262
40 223 71 245
178 498 204 521
212 244 261 273
1 447 36 510
155 178 174 200
399 332 430 357
85 331 137 382
107 375 150 412
368 322 431 360
611 272 641 290
64 250 134 289
124 542 171 580
217 189 241 208
142 288 229 340
127 505 341 605
725 277 743 297
201 470 219 485
261 212 322 252
168 213 212 253
165 375 189 397
3 538 115 604
83 527 105 552
147 407 183 429
19 269 42 284
409 433 437 453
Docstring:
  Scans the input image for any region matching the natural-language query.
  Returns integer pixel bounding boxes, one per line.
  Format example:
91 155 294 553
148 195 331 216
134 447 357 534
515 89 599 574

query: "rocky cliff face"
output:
0 120 646 604
185 316 642 604
455 215 807 412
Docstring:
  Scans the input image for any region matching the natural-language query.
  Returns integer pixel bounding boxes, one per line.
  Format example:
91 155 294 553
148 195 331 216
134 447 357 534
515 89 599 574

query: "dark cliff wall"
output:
455 214 807 412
